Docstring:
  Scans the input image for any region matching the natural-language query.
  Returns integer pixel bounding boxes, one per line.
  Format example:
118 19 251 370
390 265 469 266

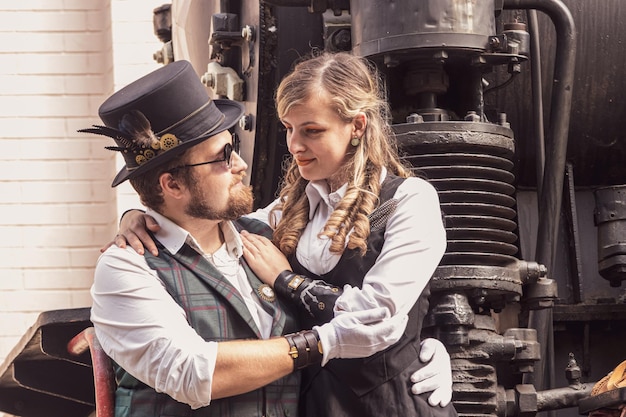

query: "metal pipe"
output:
536 383 596 411
503 0 576 290
503 0 577 394
527 9 545 197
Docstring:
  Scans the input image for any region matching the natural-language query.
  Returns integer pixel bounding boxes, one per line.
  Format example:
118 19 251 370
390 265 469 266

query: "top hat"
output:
79 60 245 187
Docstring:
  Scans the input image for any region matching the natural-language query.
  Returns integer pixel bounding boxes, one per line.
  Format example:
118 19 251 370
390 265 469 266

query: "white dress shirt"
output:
90 210 272 409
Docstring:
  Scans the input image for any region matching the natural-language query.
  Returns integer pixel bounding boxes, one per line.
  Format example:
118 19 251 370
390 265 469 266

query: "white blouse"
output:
247 170 447 360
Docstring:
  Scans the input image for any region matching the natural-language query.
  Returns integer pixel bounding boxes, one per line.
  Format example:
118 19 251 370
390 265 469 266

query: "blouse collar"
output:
303 167 389 219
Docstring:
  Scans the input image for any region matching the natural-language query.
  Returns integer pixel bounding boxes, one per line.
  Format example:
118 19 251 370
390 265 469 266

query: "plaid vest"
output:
114 218 300 417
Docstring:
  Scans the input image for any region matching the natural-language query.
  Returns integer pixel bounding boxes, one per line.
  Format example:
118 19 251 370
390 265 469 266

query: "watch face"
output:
288 275 305 290
257 284 276 302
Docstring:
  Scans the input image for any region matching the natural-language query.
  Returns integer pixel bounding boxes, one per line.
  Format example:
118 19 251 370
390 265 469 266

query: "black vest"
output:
293 175 456 417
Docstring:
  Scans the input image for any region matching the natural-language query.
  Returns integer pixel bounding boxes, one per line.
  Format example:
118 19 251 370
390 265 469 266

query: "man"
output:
82 60 451 417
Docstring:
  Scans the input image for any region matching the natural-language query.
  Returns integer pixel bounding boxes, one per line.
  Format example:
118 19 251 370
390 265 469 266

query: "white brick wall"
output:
110 0 162 215
0 3 165 414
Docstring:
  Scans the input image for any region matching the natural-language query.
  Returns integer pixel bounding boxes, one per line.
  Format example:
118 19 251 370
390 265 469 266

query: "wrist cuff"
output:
274 271 342 323
274 270 305 300
284 330 323 370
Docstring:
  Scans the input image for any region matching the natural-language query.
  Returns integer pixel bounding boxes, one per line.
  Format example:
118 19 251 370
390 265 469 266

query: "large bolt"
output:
406 113 424 124
201 73 215 88
516 384 537 417
239 114 253 131
241 25 255 42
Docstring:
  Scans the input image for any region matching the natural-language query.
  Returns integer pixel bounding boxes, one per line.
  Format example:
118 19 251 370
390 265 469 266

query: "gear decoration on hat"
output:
78 110 179 169
160 133 179 150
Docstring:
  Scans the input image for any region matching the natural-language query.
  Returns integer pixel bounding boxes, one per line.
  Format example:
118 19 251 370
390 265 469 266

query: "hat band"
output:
156 100 211 137
191 113 225 138
125 100 228 171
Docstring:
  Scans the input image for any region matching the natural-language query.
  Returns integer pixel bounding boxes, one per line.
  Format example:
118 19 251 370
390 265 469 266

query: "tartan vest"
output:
114 217 300 417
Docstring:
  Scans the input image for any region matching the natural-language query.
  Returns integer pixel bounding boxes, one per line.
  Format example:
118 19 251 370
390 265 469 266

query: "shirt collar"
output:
305 180 348 220
146 208 243 258
303 167 389 220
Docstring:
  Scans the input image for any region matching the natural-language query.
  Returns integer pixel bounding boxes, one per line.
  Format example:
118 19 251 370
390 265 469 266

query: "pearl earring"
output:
351 136 360 147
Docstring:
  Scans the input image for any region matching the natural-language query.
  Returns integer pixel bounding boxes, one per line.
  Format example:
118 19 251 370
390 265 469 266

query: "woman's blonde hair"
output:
271 51 413 256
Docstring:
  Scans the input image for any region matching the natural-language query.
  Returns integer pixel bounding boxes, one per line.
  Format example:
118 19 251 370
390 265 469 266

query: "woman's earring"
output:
351 136 361 147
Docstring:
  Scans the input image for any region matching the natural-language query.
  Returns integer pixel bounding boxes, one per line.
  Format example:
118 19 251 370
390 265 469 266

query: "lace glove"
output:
274 271 342 323
410 338 453 407
314 307 408 366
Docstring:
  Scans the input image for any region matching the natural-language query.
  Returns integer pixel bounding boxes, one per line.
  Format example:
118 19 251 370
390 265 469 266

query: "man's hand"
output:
100 210 161 256
410 338 453 407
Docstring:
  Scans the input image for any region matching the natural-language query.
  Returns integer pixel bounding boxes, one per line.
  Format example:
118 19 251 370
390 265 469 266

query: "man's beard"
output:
185 176 253 221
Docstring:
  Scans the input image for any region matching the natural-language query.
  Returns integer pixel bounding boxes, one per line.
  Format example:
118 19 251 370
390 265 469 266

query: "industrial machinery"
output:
2 1 626 416
156 1 626 416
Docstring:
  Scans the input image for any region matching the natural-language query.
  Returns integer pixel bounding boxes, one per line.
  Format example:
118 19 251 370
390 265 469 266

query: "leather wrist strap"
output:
274 270 341 322
284 330 323 370
275 270 306 300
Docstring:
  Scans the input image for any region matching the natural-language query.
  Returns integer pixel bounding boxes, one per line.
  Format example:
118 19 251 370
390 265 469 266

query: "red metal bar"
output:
68 327 115 417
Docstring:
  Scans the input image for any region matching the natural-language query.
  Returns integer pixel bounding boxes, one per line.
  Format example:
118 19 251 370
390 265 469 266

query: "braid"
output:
271 162 309 256
321 161 381 254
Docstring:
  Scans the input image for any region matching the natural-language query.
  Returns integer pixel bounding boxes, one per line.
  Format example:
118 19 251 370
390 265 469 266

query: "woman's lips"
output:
295 158 313 167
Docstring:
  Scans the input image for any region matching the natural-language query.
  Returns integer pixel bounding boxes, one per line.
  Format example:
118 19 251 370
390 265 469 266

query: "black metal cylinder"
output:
350 0 496 59
594 185 626 287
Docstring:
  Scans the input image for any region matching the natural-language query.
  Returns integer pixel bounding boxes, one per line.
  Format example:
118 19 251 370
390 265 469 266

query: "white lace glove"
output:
314 307 408 366
410 338 453 407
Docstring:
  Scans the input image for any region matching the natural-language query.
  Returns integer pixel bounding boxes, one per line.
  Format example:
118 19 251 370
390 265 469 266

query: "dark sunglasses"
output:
170 133 240 172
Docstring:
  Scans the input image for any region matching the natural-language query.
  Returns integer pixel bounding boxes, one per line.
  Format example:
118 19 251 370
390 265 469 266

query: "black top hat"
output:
79 60 245 187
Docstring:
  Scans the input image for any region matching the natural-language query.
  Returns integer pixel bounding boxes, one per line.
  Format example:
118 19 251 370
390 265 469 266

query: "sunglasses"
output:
170 133 240 172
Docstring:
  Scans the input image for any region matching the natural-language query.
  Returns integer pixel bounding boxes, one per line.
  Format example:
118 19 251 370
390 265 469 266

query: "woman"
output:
113 52 455 417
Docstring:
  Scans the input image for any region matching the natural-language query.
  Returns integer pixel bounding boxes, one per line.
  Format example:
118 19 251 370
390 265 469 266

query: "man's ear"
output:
159 172 185 199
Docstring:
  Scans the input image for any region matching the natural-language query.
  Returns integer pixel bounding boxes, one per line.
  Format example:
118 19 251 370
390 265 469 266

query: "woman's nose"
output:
287 133 304 154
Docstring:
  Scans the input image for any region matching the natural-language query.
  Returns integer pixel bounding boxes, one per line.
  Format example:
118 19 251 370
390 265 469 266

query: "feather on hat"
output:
78 60 244 187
